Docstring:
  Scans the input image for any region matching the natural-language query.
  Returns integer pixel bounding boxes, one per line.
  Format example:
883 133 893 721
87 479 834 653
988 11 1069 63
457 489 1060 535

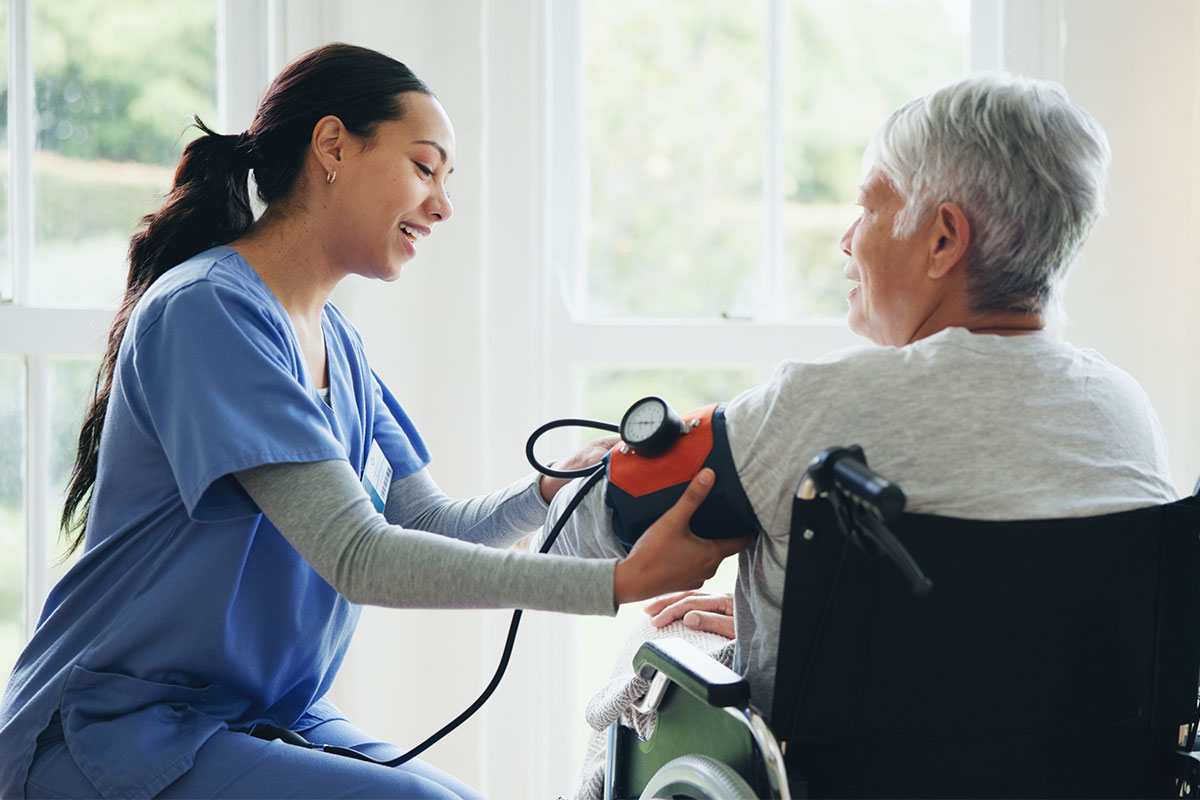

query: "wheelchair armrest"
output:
633 637 750 710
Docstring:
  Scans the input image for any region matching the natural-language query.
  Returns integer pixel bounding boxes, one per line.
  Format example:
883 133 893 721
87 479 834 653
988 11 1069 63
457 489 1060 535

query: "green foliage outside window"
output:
0 1 216 164
0 0 217 306
585 0 765 320
585 0 965 321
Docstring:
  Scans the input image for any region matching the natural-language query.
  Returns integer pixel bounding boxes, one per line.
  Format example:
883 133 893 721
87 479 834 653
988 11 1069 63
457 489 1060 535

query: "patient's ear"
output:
927 202 970 280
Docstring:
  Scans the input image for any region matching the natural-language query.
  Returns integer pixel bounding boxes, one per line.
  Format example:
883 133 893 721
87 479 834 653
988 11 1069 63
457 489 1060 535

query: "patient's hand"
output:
538 434 622 502
612 469 752 604
645 591 735 640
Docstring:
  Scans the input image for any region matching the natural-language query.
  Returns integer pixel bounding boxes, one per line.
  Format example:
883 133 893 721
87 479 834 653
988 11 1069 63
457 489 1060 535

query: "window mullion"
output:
218 0 270 133
10 0 34 306
12 0 45 644
24 353 49 642
548 0 588 321
762 0 785 323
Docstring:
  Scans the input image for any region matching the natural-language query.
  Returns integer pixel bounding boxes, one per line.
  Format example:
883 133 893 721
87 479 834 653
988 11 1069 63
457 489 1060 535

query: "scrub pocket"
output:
59 665 227 800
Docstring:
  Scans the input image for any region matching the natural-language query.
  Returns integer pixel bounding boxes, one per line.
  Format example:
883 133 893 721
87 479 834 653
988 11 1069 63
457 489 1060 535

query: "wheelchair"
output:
604 447 1200 799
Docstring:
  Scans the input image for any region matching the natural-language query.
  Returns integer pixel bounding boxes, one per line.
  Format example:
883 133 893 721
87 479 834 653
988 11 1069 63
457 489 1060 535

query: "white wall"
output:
1056 0 1200 491
292 1 580 794
271 1 1200 796
319 0 511 790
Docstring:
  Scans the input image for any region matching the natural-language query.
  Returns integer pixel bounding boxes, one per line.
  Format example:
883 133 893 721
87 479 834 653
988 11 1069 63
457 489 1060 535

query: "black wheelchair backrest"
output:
774 483 1200 797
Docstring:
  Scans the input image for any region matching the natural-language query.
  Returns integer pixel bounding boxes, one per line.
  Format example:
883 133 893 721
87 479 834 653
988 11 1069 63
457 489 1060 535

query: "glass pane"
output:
569 366 763 745
584 1 766 319
32 0 217 307
0 358 27 682
780 0 969 319
47 356 98 583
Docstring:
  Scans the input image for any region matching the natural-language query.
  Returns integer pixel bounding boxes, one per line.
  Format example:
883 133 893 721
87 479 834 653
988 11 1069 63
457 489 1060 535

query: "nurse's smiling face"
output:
330 91 455 281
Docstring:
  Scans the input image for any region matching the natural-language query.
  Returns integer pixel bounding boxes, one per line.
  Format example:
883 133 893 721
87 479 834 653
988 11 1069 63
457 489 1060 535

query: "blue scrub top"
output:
0 247 431 799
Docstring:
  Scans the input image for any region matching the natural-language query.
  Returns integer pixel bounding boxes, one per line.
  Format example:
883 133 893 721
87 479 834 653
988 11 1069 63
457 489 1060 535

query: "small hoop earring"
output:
326 171 337 184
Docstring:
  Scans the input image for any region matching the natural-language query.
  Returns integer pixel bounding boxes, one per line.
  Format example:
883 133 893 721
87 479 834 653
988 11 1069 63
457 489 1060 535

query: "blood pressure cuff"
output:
605 403 760 551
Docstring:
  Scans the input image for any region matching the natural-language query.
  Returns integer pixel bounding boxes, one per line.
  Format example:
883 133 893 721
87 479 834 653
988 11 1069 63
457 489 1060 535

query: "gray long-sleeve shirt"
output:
540 328 1178 714
236 461 617 615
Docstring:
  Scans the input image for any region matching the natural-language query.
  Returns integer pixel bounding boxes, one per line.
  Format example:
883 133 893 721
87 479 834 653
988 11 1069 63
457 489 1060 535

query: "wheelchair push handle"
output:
800 445 905 522
800 446 931 596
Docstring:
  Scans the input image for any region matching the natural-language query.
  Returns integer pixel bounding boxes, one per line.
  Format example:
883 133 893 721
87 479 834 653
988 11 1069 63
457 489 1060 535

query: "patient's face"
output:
839 169 936 346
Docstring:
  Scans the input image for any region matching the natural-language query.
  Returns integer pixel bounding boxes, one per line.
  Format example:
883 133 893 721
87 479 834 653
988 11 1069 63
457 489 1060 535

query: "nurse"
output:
0 43 747 799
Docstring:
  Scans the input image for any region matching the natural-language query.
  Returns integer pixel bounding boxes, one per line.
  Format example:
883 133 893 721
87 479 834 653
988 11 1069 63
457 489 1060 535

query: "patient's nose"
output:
839 218 858 256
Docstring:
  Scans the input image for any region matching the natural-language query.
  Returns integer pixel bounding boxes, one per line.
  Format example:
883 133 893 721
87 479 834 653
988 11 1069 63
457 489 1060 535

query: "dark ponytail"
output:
61 43 432 555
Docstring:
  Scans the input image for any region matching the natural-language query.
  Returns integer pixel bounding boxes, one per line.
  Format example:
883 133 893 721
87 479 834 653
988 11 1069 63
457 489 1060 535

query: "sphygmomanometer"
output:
526 395 760 549
251 396 760 764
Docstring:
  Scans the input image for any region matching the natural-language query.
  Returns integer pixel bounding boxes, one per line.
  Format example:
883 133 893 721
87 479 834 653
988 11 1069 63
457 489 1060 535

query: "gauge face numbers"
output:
621 398 667 445
619 396 683 458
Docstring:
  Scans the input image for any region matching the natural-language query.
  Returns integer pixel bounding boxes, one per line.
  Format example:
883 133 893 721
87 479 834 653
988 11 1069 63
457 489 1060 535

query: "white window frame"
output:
0 0 285 644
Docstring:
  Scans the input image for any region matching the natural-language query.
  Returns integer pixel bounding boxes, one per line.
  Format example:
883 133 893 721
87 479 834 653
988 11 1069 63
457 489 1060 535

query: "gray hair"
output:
864 73 1111 316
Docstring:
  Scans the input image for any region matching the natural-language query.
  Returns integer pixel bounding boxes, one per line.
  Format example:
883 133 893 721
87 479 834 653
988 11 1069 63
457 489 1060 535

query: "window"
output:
565 0 970 324
548 0 976 747
31 2 218 307
0 0 270 682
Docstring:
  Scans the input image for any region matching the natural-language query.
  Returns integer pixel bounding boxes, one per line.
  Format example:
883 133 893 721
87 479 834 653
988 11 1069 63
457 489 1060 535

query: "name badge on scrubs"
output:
362 439 393 513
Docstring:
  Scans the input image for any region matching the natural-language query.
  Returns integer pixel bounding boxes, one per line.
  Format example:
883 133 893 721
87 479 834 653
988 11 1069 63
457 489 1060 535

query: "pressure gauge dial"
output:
619 396 684 458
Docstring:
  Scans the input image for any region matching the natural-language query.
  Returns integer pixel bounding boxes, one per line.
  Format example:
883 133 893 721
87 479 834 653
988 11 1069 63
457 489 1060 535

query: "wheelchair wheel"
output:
638 754 759 800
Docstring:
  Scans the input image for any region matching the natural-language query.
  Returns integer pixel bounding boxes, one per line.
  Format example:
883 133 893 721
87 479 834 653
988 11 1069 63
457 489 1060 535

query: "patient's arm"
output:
535 473 631 559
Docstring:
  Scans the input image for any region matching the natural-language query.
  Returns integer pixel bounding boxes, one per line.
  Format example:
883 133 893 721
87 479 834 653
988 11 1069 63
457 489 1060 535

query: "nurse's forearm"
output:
384 467 547 547
235 459 616 614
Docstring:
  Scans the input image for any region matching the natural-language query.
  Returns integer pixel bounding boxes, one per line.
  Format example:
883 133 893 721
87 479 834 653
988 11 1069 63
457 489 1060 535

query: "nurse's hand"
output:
645 590 736 640
612 469 752 605
538 434 621 503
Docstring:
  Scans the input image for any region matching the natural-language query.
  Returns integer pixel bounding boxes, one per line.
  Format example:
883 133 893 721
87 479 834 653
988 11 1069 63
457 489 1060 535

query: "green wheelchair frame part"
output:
608 673 766 798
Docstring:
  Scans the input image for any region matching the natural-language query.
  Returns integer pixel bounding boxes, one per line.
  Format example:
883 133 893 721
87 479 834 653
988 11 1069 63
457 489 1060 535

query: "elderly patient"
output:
539 72 1179 716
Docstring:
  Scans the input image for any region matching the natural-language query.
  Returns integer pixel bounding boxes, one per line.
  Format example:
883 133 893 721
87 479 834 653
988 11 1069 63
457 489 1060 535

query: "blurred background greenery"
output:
584 0 965 321
0 0 216 307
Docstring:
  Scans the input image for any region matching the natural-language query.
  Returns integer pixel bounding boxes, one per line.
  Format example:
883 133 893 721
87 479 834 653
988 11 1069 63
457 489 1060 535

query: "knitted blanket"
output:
572 614 735 800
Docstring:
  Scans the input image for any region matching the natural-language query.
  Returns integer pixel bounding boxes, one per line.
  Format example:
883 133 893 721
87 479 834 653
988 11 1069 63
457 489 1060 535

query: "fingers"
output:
648 591 733 627
680 610 736 639
643 590 701 616
646 593 737 639
573 435 620 462
543 437 622 504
